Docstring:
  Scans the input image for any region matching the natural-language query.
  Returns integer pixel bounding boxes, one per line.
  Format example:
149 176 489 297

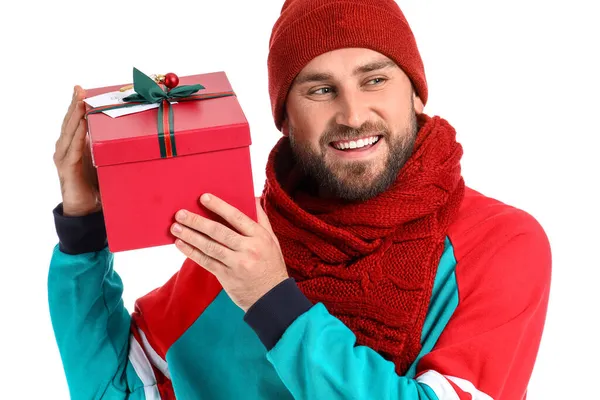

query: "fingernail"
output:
200 194 211 203
177 210 187 220
172 223 182 233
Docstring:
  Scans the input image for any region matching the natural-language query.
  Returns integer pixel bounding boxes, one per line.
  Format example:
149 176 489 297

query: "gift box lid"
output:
84 71 251 167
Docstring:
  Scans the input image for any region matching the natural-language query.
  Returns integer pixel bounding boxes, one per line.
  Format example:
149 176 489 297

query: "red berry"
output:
164 73 179 89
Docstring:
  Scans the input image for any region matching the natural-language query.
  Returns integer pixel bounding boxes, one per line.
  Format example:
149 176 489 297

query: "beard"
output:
288 105 419 202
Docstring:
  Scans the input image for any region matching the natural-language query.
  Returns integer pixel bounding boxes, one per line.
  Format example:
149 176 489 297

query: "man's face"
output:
284 48 424 201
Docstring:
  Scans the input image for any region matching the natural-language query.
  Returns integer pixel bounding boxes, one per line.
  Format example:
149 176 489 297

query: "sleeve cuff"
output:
244 277 313 351
53 203 108 255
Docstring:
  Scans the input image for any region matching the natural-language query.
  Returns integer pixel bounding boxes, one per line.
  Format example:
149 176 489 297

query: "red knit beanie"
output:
267 0 428 131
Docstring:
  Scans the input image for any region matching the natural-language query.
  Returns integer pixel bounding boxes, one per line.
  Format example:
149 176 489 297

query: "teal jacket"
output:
48 187 551 399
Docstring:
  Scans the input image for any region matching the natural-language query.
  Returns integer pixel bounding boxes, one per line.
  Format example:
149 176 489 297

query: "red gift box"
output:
84 71 256 253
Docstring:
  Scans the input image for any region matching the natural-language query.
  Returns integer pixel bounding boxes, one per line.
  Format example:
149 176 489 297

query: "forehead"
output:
294 48 398 82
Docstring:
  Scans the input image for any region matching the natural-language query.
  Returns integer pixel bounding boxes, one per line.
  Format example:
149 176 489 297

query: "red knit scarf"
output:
261 114 465 374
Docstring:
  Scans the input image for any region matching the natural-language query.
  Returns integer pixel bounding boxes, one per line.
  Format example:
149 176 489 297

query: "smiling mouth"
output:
330 135 382 151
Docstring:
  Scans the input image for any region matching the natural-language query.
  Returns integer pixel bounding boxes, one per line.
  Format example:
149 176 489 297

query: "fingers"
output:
60 86 80 133
173 233 230 276
65 118 88 163
56 87 87 162
200 194 257 237
175 209 243 251
61 101 86 153
66 100 87 136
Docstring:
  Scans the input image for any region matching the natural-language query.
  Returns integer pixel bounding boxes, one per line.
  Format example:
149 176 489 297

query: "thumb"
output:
255 197 279 244
255 197 272 231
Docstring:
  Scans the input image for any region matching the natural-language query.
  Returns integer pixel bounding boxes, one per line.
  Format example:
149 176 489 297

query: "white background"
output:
1 0 598 398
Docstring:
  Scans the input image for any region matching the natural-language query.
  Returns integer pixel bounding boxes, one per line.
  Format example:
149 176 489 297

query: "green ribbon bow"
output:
86 67 235 158
122 67 205 103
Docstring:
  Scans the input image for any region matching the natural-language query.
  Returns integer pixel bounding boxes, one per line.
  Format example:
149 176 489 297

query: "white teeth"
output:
333 135 380 150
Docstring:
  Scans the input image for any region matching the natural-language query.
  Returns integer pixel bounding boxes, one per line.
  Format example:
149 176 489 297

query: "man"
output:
48 0 551 399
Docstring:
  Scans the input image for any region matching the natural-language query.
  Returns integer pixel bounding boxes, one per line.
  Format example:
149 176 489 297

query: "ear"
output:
413 92 424 114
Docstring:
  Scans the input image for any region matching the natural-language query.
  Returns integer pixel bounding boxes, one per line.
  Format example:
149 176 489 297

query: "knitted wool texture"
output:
267 0 428 131
262 114 465 374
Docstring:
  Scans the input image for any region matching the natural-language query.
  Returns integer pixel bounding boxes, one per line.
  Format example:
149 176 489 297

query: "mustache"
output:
320 121 390 145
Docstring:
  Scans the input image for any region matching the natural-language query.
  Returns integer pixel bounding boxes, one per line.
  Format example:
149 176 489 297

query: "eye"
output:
366 77 387 85
310 86 334 95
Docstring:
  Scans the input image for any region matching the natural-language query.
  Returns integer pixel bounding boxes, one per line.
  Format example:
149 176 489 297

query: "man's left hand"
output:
170 193 289 312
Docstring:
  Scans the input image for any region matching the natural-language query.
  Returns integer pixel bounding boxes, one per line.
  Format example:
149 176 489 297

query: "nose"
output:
334 91 368 129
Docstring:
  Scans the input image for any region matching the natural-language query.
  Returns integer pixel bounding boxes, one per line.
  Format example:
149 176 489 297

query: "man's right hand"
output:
53 86 102 217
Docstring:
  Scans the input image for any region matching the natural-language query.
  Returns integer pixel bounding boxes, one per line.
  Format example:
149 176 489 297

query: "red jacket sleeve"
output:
416 208 552 399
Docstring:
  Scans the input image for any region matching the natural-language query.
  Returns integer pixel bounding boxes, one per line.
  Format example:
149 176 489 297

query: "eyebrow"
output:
294 59 397 85
354 59 397 75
